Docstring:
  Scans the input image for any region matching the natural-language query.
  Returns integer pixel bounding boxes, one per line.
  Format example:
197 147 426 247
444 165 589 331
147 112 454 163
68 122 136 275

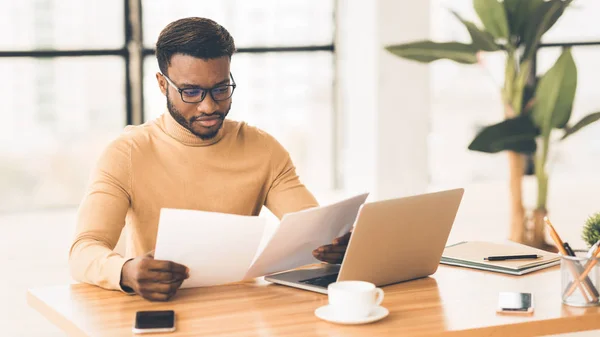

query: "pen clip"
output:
563 242 576 257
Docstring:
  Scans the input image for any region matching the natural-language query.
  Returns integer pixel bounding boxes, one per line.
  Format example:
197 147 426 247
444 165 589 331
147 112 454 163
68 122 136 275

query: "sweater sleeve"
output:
69 135 132 291
264 137 319 219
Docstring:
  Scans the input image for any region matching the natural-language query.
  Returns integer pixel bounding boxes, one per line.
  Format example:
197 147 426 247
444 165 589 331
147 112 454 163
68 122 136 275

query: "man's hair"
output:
156 17 236 75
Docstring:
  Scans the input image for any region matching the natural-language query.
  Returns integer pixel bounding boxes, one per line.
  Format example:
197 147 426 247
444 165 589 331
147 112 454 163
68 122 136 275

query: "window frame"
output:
534 40 600 74
0 0 336 127
0 0 340 193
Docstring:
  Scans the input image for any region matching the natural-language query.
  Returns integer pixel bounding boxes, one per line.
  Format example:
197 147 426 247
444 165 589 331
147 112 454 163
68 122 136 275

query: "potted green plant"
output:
582 212 600 248
386 0 600 250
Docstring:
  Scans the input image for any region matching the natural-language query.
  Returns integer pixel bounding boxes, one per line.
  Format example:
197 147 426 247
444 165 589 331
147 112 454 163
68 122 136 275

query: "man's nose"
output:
196 93 219 115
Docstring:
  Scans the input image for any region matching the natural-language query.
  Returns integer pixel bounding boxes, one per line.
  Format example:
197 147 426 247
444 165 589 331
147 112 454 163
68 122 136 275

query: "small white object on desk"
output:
315 305 389 325
315 280 389 325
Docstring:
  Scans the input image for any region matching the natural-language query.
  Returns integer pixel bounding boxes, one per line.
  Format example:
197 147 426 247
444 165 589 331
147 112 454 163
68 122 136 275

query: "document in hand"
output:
154 210 266 288
154 193 369 288
244 192 369 279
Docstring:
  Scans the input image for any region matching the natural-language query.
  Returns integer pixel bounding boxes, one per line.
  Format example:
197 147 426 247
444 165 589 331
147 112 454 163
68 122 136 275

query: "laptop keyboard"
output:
299 274 339 288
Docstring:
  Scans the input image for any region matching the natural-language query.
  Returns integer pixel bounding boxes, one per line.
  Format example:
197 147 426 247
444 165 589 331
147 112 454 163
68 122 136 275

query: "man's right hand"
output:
120 252 189 301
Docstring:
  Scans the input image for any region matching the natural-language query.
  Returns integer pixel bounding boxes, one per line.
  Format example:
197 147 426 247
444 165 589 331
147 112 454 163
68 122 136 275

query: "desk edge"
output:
27 288 89 337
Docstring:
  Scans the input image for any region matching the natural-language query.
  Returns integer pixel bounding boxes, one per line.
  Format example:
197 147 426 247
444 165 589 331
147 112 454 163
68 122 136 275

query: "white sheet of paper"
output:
244 193 369 279
154 208 266 288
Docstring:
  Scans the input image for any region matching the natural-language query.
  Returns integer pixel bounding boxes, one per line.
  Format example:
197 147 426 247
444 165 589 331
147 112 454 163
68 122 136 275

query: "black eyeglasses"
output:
161 73 236 103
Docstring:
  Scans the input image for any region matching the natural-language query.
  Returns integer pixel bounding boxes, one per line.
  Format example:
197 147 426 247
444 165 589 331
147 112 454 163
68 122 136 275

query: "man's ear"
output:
156 72 167 96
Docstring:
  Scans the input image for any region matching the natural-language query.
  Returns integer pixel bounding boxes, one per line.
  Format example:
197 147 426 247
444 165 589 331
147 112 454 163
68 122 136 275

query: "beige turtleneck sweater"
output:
69 112 319 291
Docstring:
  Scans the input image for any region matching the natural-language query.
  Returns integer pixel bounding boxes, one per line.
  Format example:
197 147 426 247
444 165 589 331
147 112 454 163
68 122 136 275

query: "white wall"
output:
337 0 431 201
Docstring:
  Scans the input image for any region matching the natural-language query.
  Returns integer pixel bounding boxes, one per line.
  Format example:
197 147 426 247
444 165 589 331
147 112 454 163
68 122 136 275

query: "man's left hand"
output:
312 231 352 264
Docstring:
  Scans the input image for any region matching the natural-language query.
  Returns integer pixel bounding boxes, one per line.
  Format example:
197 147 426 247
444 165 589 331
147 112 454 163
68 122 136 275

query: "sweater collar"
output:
161 111 225 146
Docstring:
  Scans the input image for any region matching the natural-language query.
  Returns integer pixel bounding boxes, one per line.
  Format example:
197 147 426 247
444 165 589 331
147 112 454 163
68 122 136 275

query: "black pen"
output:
563 241 600 297
563 242 576 257
484 254 541 261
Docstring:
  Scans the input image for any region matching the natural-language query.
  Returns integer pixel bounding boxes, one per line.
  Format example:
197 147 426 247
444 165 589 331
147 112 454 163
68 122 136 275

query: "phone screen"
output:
135 310 175 330
498 292 532 311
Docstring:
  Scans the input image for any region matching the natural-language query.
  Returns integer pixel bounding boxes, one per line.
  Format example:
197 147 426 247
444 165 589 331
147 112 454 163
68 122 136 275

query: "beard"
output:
166 94 231 140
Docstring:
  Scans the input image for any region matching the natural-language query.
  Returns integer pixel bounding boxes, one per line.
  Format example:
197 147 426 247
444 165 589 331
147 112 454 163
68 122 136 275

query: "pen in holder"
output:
544 217 596 303
561 251 600 307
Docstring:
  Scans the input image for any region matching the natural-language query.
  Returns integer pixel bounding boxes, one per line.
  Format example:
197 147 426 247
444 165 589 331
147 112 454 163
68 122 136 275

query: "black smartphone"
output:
133 310 176 334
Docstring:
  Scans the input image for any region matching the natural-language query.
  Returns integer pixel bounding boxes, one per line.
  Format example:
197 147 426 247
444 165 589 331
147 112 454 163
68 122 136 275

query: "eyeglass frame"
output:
160 72 236 103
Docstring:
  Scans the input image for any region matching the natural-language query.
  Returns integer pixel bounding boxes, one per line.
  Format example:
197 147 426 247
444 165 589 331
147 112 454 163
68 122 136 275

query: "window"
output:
429 0 507 185
0 0 124 51
0 1 336 212
142 0 334 48
542 1 600 43
536 47 600 176
142 0 336 194
429 0 600 186
0 1 126 212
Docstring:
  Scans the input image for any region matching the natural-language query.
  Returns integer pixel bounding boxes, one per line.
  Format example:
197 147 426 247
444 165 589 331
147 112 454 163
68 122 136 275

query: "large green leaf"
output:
468 116 539 154
532 48 577 135
385 41 478 64
523 0 570 60
452 11 501 52
543 0 572 35
473 0 509 39
504 0 544 46
503 0 521 14
561 112 600 140
503 0 520 42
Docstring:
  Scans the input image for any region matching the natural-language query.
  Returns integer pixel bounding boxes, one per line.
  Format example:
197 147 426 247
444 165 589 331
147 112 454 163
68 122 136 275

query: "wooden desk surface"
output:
27 265 600 337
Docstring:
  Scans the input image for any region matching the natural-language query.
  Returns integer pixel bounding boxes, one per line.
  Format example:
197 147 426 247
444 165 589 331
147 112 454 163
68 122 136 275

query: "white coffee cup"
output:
327 281 384 320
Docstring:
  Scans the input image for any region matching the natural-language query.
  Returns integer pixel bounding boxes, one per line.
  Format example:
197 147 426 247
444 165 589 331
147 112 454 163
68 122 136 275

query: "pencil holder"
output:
561 251 600 307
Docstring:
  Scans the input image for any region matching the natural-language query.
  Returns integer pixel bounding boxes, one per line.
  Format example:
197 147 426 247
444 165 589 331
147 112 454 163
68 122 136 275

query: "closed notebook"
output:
441 241 560 275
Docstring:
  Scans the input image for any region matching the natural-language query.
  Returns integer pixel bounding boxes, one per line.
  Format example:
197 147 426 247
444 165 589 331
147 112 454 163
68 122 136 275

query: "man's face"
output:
156 54 232 140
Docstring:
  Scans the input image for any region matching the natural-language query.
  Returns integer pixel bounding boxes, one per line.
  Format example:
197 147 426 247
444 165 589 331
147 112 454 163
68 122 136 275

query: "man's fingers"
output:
327 245 347 253
139 282 170 295
168 262 189 276
315 244 347 253
140 270 171 282
333 231 352 245
141 279 184 301
140 281 180 295
148 259 189 275
312 247 345 263
318 253 344 264
168 279 185 298
141 270 184 283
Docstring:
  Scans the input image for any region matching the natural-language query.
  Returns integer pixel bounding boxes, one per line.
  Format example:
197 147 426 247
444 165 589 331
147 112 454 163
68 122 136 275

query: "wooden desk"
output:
28 265 600 337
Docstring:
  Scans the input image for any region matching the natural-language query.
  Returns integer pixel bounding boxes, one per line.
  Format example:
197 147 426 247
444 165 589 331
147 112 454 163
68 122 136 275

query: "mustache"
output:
190 113 225 123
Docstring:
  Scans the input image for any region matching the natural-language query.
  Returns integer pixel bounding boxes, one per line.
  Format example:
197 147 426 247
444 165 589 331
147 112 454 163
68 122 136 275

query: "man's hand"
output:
312 231 352 264
120 252 189 301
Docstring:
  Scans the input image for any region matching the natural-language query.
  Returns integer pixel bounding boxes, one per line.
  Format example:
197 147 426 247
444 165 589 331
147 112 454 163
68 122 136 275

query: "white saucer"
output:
314 305 389 325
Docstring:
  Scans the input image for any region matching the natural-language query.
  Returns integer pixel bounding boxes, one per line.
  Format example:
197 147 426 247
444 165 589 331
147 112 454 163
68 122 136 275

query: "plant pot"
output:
521 208 558 253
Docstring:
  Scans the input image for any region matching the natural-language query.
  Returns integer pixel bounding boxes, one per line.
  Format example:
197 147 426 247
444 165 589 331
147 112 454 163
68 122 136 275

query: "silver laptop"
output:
265 188 464 294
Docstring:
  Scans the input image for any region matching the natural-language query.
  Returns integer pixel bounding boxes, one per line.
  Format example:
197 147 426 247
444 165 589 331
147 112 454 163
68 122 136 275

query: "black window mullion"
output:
125 0 144 126
124 0 133 126
141 45 334 57
0 49 126 57
536 40 600 79
540 41 600 48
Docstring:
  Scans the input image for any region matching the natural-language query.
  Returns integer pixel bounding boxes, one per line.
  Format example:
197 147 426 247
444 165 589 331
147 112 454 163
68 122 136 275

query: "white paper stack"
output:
154 193 368 288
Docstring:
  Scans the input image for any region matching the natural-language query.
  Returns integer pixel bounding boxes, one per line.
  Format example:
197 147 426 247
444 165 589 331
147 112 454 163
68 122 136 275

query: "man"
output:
69 17 349 302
